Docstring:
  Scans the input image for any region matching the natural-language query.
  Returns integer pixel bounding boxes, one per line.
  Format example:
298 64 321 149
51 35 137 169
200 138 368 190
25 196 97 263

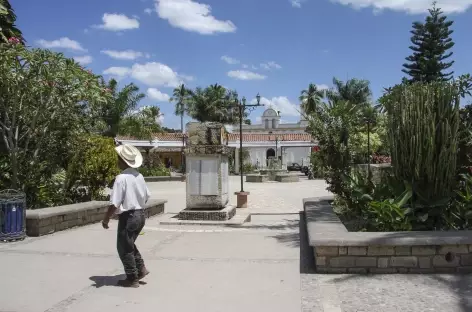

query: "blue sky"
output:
13 0 472 129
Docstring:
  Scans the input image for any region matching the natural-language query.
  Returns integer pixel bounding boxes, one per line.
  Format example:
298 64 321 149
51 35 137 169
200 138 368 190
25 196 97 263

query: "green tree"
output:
402 2 455 82
327 77 372 107
187 84 244 124
170 84 191 134
119 106 163 140
299 83 324 115
99 78 145 138
0 43 109 194
0 0 24 44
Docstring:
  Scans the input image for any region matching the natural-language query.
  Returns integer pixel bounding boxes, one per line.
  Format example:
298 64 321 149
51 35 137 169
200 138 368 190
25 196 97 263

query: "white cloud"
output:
227 70 266 81
316 84 329 90
251 96 299 117
147 88 171 102
101 49 144 60
290 0 305 8
36 37 86 52
180 74 194 81
131 62 182 87
260 61 282 70
221 55 240 65
242 64 248 69
144 8 154 14
155 0 237 35
330 0 472 14
73 55 93 65
103 67 131 77
95 13 140 31
103 62 188 87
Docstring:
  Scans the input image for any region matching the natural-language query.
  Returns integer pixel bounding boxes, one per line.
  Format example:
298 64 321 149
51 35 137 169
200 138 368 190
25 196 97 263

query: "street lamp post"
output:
229 94 264 193
364 117 371 177
269 131 284 163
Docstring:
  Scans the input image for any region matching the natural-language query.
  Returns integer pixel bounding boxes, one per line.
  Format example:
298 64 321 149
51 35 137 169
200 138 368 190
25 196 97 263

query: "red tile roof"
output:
228 133 314 142
117 132 314 142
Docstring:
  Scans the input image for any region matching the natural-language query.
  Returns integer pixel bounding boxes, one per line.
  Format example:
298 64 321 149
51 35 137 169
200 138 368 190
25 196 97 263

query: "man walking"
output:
102 144 151 288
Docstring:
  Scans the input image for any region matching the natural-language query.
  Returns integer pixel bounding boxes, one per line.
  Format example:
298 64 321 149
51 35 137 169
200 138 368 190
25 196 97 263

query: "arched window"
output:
265 119 269 129
272 119 277 128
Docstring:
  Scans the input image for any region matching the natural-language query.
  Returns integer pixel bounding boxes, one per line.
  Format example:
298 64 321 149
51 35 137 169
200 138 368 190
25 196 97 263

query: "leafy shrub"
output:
66 135 119 201
140 165 170 177
242 163 255 173
443 174 472 229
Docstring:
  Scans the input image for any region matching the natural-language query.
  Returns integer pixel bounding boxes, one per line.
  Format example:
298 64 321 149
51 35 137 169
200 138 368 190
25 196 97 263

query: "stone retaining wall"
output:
305 196 472 274
315 245 472 274
26 199 166 237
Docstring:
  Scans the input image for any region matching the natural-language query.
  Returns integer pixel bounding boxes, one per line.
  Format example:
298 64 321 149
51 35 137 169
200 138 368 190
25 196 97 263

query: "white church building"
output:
116 107 317 172
230 107 315 171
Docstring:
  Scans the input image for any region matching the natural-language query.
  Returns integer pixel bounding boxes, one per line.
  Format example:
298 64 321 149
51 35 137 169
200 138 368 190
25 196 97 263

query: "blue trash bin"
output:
0 190 26 242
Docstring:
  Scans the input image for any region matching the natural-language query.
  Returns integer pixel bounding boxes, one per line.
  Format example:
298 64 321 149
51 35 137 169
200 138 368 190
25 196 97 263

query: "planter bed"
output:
304 195 472 274
26 199 167 237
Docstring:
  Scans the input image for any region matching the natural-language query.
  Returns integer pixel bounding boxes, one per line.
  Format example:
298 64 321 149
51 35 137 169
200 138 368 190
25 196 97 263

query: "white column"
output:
234 148 240 173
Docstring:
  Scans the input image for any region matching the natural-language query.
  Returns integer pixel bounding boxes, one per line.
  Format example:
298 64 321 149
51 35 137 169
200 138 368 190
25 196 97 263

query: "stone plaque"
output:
201 159 218 195
187 159 201 196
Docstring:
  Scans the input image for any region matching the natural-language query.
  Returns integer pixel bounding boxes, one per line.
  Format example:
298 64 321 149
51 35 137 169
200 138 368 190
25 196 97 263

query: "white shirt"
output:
110 168 151 214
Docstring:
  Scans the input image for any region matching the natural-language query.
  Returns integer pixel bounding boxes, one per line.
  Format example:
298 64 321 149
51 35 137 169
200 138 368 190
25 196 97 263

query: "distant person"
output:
102 144 151 288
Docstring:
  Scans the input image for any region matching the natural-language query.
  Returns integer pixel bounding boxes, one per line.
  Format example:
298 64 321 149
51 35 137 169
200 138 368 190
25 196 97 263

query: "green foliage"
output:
383 82 460 210
187 84 246 124
0 43 109 196
365 189 413 232
139 165 170 177
242 163 255 174
299 83 324 115
0 0 24 44
140 152 170 177
326 77 372 107
98 78 146 138
66 135 119 202
118 106 163 140
402 3 455 82
442 174 472 230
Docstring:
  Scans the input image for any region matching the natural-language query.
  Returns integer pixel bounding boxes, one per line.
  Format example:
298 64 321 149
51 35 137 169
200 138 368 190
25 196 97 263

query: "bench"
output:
246 174 269 183
26 199 167 237
275 174 299 182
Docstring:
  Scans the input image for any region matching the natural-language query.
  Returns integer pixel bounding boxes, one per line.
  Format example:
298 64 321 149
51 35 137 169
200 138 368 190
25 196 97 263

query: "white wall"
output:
282 147 311 167
243 146 311 168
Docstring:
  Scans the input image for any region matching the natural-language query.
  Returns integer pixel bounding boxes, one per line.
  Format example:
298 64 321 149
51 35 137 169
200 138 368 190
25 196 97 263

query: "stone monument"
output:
176 122 236 221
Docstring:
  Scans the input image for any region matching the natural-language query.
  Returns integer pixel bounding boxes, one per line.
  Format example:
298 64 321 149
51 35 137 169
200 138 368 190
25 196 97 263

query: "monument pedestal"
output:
173 122 248 223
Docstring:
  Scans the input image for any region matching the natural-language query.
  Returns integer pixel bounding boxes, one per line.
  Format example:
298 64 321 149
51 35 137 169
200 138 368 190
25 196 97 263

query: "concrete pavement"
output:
1 176 472 311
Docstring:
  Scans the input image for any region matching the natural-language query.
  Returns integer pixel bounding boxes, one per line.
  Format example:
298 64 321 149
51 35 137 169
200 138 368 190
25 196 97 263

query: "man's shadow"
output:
89 274 147 288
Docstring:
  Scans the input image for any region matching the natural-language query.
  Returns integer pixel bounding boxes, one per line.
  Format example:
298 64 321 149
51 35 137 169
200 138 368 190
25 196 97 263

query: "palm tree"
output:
170 84 191 134
327 77 372 107
0 0 24 44
299 83 325 116
187 84 241 124
100 78 145 138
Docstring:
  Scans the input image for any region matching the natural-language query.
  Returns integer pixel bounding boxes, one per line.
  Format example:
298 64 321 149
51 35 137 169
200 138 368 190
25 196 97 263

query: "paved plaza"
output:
1 176 472 311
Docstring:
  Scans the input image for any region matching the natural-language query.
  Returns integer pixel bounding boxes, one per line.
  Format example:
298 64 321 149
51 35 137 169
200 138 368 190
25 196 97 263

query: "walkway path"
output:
1 176 471 311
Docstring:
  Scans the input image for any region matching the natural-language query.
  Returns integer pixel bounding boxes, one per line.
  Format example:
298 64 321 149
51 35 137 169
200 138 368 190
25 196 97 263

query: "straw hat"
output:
115 144 143 168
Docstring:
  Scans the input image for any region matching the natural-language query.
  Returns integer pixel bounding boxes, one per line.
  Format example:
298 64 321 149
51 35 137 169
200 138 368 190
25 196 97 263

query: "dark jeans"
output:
117 209 146 280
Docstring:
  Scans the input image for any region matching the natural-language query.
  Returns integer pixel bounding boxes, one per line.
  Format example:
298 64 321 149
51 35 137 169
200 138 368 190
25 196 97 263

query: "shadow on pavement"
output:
89 274 126 288
265 212 316 274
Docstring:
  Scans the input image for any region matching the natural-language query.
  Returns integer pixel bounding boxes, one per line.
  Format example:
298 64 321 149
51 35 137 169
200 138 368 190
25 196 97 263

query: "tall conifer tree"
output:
402 2 454 82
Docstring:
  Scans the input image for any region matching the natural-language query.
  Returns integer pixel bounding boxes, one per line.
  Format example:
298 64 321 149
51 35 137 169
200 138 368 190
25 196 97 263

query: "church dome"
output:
262 108 279 117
